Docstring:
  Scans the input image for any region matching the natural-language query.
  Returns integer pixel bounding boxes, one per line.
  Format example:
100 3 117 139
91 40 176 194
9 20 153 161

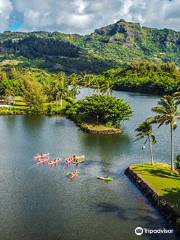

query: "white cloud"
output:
6 0 180 33
0 0 13 30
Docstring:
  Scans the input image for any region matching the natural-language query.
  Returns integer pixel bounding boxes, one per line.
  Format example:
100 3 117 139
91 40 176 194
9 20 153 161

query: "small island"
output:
66 94 132 135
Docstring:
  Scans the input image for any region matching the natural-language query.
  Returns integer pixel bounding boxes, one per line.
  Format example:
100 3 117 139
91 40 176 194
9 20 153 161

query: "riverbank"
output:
125 163 180 234
81 124 122 135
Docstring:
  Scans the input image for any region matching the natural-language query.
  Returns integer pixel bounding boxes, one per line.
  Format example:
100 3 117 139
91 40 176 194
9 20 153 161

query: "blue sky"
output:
0 0 180 34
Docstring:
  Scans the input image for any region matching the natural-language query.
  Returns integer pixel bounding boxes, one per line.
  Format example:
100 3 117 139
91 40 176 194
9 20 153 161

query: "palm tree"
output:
100 79 114 96
93 78 101 94
150 95 180 170
69 74 80 99
135 121 156 165
53 72 68 109
82 74 94 96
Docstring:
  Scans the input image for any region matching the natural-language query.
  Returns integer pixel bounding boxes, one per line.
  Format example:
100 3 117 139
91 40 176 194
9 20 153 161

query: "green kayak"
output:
97 176 113 182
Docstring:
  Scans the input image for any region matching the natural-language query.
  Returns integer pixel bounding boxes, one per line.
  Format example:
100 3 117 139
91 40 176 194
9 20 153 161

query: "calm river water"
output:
0 89 179 240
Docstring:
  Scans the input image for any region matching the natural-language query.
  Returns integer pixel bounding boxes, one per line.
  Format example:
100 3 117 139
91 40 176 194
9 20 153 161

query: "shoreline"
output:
125 165 180 235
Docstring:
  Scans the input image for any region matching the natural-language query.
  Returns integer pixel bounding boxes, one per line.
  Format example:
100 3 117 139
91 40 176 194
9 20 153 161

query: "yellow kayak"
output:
75 155 85 160
65 155 85 161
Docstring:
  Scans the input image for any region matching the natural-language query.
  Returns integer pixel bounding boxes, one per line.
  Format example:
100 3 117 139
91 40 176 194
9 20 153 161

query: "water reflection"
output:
80 132 131 169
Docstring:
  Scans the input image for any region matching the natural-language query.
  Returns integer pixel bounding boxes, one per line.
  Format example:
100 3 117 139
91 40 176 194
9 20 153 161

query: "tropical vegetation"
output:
149 95 180 170
66 94 132 128
0 19 180 74
136 93 180 171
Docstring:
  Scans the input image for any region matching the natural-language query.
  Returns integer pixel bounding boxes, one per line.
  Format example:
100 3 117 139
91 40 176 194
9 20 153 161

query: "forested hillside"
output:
0 19 180 73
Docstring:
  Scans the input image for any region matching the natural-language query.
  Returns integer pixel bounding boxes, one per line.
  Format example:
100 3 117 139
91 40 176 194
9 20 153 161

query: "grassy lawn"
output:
131 163 180 212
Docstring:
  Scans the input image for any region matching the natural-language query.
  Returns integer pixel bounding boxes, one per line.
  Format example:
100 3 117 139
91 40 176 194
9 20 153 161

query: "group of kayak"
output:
33 153 85 167
32 153 113 182
32 153 85 180
33 153 62 168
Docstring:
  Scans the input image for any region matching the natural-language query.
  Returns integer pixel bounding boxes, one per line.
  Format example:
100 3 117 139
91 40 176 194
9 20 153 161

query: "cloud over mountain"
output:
1 0 180 33
0 0 13 30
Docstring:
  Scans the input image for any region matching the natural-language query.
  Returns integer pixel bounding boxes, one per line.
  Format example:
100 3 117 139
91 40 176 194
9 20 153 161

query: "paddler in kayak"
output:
67 171 79 180
72 155 85 165
65 155 76 166
65 155 85 166
72 155 79 165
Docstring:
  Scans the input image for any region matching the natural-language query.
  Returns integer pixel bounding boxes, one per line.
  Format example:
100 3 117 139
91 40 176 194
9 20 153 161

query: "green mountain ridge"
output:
0 19 180 73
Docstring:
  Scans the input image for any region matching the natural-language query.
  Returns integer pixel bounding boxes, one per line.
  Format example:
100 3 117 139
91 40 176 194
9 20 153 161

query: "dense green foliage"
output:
66 94 132 127
0 20 180 73
79 61 180 94
21 76 46 114
0 67 79 100
0 68 77 115
0 61 179 102
107 61 180 94
3 36 80 59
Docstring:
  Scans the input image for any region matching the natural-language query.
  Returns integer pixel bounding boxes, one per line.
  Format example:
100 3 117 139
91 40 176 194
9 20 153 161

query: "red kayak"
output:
36 159 49 166
67 171 79 180
33 153 49 161
48 159 61 168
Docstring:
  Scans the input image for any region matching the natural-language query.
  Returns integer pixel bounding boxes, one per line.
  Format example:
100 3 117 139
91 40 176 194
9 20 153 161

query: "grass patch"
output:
131 163 180 212
82 123 120 131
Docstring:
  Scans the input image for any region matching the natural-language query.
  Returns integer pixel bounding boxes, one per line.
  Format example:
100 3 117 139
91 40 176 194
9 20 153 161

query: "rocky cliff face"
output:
94 19 180 48
95 19 141 36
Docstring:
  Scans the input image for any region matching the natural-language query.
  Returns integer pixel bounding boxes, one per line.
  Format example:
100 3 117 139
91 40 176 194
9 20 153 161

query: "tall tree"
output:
47 72 68 108
135 121 156 165
21 74 46 114
69 73 80 99
56 72 68 108
150 95 180 170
